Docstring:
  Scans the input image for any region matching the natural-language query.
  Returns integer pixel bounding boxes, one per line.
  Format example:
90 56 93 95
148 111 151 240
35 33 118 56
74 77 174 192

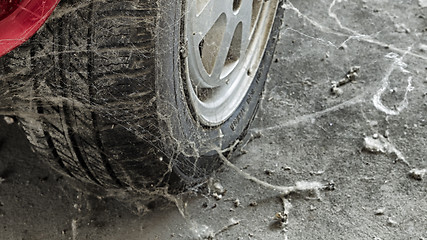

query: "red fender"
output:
0 0 60 57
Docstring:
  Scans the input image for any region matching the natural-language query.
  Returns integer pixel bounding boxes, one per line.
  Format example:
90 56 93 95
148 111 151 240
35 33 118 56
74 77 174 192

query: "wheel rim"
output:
184 0 279 126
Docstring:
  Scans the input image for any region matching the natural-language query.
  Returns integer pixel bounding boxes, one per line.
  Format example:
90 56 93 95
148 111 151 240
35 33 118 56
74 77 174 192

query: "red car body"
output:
0 0 60 57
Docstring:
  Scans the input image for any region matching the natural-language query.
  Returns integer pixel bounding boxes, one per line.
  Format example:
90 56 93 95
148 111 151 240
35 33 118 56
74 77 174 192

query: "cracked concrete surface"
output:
0 0 426 239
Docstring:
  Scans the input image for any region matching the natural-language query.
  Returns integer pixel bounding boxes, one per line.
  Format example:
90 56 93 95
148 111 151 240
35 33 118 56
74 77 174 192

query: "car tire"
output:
0 0 284 191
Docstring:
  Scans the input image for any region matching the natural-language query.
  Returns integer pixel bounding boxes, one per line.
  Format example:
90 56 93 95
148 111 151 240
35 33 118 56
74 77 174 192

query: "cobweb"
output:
0 0 186 200
0 0 262 202
1 0 427 238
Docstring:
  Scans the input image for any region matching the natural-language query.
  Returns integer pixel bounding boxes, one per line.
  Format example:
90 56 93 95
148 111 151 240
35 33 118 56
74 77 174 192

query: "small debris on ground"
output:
249 201 258 207
419 44 427 52
233 199 241 208
331 86 343 95
324 181 336 191
364 135 386 153
387 217 398 227
374 208 385 215
331 66 360 95
212 192 222 201
271 196 292 234
384 130 390 138
363 134 409 166
274 212 288 227
0 177 5 184
309 170 325 176
209 180 226 200
409 168 427 180
338 43 348 50
395 23 411 33
212 182 225 194
3 116 14 125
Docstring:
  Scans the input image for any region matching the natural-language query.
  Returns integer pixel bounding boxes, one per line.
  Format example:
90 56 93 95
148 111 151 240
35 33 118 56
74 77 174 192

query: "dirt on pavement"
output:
1 0 426 239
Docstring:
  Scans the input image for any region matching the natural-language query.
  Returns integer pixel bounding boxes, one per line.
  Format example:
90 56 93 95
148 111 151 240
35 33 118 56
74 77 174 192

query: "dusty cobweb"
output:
1 0 426 238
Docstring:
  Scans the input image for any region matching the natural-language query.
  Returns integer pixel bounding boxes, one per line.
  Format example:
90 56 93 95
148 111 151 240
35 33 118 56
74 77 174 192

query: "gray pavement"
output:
1 0 426 239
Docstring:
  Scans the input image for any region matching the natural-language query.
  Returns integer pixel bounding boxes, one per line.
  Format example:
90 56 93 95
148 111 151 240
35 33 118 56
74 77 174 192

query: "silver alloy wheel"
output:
184 0 280 126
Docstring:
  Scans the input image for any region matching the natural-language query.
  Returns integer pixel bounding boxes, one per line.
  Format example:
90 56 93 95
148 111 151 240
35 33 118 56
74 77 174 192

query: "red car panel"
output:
0 0 60 57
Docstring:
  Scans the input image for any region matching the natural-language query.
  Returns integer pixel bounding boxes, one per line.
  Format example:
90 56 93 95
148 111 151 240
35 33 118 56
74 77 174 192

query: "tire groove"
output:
62 105 101 184
27 35 73 178
44 130 75 177
58 15 101 185
87 2 124 187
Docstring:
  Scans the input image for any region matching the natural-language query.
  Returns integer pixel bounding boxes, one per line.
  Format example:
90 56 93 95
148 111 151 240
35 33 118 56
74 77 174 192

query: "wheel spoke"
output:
193 0 229 42
211 21 237 79
202 0 253 81
237 0 253 56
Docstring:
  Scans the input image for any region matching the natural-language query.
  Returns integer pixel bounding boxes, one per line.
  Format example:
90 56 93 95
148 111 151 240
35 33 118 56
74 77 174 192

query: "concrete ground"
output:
1 0 426 239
